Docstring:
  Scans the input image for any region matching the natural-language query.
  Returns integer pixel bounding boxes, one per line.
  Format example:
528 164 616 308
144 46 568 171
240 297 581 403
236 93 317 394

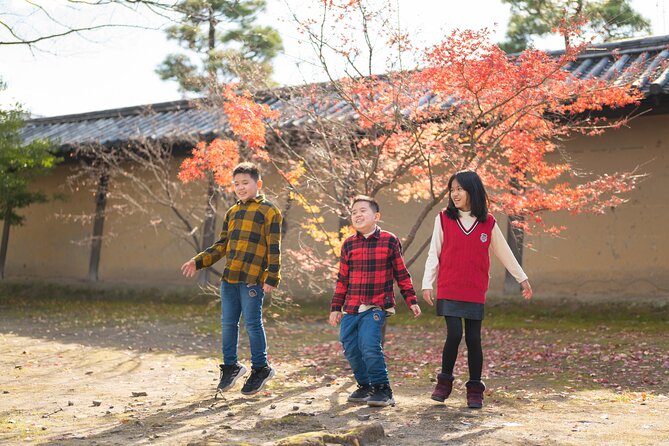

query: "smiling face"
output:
233 173 262 202
449 179 471 212
351 200 380 234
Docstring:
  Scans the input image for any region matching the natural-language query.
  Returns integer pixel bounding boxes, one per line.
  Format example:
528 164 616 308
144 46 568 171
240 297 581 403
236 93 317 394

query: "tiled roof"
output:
22 34 669 149
550 35 669 94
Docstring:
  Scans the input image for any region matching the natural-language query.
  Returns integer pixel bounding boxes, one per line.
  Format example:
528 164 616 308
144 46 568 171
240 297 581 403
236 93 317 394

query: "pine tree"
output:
500 0 651 52
156 0 283 93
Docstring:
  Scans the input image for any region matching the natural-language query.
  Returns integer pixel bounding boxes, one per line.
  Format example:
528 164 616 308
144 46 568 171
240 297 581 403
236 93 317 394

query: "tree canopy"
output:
0 100 60 278
156 0 283 93
500 0 651 52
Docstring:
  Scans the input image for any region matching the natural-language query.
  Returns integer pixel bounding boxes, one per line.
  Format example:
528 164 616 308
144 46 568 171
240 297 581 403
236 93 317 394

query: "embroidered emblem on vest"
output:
373 312 381 321
248 288 258 297
480 233 488 243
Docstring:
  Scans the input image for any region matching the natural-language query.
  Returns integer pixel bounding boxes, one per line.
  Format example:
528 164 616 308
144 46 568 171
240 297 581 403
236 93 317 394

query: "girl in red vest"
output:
422 170 532 408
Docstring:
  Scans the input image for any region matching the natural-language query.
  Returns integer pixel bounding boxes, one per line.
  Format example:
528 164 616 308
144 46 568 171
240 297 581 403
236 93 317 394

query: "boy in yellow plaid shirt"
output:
181 162 282 395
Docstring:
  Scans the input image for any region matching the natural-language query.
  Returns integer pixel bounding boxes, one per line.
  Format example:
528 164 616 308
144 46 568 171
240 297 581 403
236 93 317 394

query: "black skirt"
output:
436 299 484 320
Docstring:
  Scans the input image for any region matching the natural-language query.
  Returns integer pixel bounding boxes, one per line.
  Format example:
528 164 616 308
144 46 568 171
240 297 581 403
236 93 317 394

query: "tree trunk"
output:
207 6 217 90
199 175 219 286
0 210 11 279
198 8 219 287
403 190 449 253
88 173 109 281
281 193 293 235
503 214 524 295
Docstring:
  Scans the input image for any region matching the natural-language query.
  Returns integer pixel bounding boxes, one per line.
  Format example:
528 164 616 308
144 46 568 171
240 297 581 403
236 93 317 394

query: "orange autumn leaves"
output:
414 28 643 233
177 138 240 188
222 87 277 154
178 26 646 239
177 86 279 190
338 27 643 234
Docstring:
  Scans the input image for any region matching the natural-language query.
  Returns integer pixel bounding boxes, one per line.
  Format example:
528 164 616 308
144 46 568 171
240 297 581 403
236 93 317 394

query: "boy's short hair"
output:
233 162 261 182
351 195 380 213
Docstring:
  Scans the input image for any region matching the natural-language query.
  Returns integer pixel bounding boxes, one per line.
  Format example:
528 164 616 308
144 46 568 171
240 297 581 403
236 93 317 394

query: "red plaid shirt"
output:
331 227 417 314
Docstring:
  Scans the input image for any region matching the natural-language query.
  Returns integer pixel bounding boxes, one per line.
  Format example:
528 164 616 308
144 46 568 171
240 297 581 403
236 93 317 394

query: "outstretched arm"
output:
490 223 527 283
491 222 532 299
192 210 231 270
182 210 230 277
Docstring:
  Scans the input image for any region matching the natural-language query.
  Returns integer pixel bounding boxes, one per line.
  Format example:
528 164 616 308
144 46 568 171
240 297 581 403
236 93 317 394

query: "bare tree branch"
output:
1 0 178 47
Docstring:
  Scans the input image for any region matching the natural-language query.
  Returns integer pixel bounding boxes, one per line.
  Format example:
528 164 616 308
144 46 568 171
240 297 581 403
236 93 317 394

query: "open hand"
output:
422 289 434 306
328 311 342 327
181 259 196 278
520 280 533 300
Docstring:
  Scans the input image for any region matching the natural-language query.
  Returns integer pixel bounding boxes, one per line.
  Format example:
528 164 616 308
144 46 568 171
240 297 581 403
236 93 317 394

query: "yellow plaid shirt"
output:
193 194 282 287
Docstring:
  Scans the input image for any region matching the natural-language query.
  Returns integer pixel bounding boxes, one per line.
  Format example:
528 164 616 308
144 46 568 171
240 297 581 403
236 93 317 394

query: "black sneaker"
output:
241 365 275 395
367 383 395 407
217 363 247 392
347 384 373 403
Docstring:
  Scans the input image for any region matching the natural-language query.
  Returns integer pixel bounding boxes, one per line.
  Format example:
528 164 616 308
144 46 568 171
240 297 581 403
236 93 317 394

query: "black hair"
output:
351 195 380 213
232 162 261 182
445 170 489 222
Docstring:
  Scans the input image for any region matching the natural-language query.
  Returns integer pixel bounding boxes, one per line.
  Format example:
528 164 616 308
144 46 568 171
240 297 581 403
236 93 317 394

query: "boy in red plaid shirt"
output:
329 195 421 407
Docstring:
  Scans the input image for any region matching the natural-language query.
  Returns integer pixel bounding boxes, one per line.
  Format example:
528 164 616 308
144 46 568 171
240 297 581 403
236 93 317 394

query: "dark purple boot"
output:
465 380 486 408
431 373 454 402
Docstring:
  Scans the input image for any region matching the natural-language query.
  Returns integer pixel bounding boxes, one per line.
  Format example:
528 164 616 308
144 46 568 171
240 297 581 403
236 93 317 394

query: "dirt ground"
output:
1 289 668 445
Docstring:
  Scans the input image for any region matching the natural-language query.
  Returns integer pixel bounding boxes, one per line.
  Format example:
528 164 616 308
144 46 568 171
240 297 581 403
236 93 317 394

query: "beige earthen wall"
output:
4 165 91 280
521 114 669 297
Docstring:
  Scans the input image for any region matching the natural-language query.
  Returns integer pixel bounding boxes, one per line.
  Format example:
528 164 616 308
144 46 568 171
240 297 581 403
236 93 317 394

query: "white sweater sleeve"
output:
421 214 443 290
490 222 528 283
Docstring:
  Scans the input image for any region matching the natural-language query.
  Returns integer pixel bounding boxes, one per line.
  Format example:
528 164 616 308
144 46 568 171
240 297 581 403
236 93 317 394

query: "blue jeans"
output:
220 280 267 369
339 309 389 386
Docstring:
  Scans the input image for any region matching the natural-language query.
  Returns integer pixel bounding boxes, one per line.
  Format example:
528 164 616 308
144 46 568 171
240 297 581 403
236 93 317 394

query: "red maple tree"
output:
178 86 279 186
280 2 645 273
179 1 649 282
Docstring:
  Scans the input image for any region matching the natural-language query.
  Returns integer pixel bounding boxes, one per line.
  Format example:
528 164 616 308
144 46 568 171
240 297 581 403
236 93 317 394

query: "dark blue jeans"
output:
220 280 267 369
339 309 389 386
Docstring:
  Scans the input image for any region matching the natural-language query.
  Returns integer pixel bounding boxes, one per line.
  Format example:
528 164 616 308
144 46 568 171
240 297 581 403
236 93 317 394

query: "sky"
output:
1 0 668 118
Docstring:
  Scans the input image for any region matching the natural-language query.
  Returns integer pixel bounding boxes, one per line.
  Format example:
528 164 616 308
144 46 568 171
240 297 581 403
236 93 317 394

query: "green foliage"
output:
156 0 283 93
0 104 60 225
500 0 651 53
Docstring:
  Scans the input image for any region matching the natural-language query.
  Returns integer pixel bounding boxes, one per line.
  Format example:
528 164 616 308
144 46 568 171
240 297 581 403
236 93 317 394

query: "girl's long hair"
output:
445 170 490 222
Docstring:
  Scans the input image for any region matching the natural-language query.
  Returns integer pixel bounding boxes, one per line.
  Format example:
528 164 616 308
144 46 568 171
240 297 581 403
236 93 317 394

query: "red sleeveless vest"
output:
436 211 496 304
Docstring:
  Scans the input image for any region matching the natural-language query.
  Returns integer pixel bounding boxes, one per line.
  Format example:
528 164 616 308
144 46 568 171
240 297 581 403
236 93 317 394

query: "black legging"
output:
441 316 483 381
